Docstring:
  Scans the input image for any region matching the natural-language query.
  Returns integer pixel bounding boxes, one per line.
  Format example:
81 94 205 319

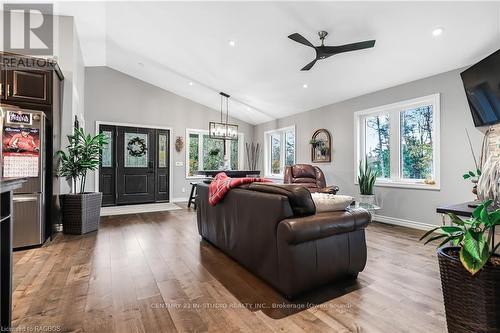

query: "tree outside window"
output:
271 134 281 174
365 114 390 178
265 126 296 176
401 106 434 179
186 130 242 177
356 94 439 188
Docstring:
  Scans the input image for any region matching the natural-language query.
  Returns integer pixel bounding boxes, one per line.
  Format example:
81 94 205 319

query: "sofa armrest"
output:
277 208 371 245
316 185 340 194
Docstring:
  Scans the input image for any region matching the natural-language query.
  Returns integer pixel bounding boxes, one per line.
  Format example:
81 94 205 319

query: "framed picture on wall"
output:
310 129 331 163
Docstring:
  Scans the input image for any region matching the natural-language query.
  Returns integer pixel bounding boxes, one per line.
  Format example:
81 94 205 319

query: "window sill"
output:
185 175 207 180
355 180 440 191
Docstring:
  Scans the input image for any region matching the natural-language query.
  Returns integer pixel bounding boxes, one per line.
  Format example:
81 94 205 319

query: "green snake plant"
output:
358 157 377 195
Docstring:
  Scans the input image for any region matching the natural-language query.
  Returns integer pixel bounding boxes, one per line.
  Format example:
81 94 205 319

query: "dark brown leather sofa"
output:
196 182 371 299
284 164 339 194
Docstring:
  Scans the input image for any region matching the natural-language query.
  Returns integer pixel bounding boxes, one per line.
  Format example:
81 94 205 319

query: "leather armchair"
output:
284 164 339 194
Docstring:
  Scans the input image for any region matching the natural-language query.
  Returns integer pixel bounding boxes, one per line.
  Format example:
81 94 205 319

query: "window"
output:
355 94 440 189
264 126 296 177
186 129 243 177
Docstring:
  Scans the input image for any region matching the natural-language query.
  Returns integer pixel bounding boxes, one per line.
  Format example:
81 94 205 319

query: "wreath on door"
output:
127 136 147 157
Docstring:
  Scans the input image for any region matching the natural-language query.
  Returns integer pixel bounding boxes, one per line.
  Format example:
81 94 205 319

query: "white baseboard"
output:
373 214 437 231
171 197 188 203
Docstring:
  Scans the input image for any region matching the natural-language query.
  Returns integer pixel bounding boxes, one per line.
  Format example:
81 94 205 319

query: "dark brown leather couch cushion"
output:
248 183 316 216
278 208 371 245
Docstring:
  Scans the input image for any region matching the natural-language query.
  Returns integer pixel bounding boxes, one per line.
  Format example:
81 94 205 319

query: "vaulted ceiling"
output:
55 1 500 125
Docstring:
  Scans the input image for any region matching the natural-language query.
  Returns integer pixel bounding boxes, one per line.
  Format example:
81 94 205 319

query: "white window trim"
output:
185 128 244 179
263 125 296 179
354 93 441 191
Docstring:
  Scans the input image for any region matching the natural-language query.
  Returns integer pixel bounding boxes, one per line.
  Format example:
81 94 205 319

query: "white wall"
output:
55 15 86 193
254 68 484 227
84 66 254 201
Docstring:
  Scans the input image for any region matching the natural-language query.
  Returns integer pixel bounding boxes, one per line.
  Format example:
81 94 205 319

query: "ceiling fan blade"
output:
301 59 317 71
288 33 314 48
325 40 376 54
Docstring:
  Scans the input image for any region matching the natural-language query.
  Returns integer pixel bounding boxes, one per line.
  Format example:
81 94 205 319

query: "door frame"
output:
94 120 173 203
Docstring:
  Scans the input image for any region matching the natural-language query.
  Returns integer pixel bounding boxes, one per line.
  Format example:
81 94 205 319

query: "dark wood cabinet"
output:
4 69 52 105
0 52 64 249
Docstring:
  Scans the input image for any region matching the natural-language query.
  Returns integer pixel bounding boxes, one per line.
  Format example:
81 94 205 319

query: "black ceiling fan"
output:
288 31 376 71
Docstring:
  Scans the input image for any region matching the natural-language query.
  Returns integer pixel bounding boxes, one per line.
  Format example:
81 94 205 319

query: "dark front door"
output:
99 125 170 206
116 126 156 204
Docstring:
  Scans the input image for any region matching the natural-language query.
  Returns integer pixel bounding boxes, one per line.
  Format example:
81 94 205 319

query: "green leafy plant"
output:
420 199 500 274
358 157 377 195
57 126 108 194
463 168 481 182
309 139 324 148
208 148 221 157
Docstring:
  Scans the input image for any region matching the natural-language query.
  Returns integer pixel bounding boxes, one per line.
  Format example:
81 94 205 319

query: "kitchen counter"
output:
0 177 26 331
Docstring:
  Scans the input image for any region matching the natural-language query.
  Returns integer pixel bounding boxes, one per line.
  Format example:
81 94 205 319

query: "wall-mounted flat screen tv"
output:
461 49 500 127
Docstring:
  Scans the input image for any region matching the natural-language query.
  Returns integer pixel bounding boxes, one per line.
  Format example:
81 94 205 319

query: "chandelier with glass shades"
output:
209 92 238 140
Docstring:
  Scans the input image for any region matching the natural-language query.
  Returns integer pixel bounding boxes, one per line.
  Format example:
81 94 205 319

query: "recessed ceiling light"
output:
228 40 236 47
432 27 444 37
302 84 308 89
189 81 194 86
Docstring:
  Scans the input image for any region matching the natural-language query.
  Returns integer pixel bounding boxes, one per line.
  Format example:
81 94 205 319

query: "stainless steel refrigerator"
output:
1 106 46 249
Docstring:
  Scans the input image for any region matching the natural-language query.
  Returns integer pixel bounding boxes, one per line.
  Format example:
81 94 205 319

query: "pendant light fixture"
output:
209 92 238 140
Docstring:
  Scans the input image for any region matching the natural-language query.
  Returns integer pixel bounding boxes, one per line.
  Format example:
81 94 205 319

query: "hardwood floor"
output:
12 207 446 332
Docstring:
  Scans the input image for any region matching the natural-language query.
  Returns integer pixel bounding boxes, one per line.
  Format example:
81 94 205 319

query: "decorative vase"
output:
438 247 500 333
359 194 375 205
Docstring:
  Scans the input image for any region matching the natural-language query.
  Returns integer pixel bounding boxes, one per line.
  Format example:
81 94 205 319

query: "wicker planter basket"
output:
438 246 500 333
60 192 102 235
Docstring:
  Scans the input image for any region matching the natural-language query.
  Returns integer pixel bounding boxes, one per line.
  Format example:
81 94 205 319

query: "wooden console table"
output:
0 178 26 331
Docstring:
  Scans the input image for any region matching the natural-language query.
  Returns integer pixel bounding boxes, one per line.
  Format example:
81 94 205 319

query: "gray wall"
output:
84 66 254 200
254 68 483 227
56 15 86 194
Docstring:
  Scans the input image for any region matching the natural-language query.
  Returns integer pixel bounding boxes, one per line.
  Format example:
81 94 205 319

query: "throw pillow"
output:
311 193 354 212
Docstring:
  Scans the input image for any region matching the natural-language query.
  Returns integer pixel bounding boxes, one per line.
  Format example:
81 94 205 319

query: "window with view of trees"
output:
356 94 440 188
265 126 296 176
365 114 390 179
401 106 434 179
186 129 243 177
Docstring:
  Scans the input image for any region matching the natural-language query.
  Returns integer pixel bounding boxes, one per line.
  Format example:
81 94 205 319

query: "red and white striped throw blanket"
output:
208 172 272 205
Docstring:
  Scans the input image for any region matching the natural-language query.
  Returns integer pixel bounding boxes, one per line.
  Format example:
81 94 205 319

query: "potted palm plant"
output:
358 157 377 204
57 125 107 234
420 199 500 333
